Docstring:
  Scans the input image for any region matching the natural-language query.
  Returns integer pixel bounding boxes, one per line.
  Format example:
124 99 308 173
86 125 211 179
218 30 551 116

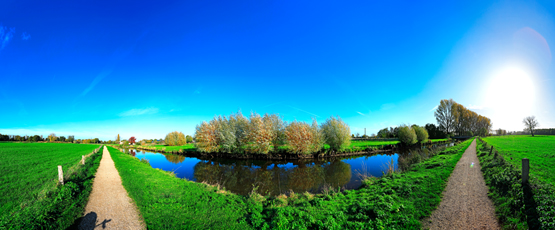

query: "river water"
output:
124 143 453 196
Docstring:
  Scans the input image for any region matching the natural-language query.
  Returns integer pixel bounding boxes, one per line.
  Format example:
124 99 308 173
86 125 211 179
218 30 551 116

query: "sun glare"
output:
485 67 536 128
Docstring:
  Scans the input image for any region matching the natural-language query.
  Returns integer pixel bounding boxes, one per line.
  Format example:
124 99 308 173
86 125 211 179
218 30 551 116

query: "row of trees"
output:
194 111 351 155
0 133 98 143
434 99 492 136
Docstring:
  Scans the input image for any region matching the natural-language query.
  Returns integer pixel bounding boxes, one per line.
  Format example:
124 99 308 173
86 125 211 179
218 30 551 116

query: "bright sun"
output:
485 67 536 128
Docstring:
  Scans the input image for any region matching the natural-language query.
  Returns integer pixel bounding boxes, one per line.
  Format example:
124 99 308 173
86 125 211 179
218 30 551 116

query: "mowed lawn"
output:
0 143 100 219
483 135 555 184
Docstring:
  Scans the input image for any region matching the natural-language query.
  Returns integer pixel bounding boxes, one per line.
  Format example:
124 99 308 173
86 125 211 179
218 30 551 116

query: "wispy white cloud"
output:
288 106 320 118
356 111 367 116
429 105 438 112
21 32 30 40
78 31 148 99
0 26 15 50
119 108 159 117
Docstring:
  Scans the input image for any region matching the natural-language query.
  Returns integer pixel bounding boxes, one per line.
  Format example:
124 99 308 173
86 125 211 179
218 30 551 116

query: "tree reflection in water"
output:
164 154 185 164
193 160 351 196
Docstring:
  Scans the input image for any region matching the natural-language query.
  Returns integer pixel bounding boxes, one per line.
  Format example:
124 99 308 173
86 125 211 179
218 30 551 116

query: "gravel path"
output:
78 146 144 230
423 139 500 230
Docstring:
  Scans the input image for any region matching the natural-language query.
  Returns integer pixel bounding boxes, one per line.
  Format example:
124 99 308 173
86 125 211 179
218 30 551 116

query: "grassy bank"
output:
477 136 555 229
0 143 102 229
108 139 472 229
132 138 450 154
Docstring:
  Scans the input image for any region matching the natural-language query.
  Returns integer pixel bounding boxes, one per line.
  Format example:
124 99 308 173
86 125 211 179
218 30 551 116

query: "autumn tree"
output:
285 120 316 154
523 116 539 136
129 136 136 144
195 121 218 152
116 134 120 142
435 99 492 136
245 112 274 154
165 131 186 146
48 133 57 142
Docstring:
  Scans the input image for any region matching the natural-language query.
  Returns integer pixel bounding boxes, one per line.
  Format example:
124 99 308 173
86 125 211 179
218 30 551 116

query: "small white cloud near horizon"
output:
356 111 366 116
429 105 438 112
119 107 159 117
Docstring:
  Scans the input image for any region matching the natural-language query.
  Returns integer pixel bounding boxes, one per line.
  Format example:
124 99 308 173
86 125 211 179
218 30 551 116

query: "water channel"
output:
123 142 454 196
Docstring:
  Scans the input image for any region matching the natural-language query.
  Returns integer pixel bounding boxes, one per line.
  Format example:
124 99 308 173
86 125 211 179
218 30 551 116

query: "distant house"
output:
119 141 123 145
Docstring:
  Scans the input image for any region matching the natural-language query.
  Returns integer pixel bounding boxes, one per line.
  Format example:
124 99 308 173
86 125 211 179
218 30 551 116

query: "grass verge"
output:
107 146 251 229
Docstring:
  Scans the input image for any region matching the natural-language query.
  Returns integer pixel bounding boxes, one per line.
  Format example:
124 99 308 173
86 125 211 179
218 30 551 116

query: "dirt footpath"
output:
78 146 144 230
423 139 500 230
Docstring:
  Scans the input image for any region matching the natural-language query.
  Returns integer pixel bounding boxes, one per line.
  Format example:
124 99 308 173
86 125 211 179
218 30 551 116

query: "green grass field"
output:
108 139 472 229
478 137 555 229
0 143 102 229
483 135 555 184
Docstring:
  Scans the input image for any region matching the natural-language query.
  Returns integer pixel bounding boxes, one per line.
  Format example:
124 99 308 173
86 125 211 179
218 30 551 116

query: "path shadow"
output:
523 183 540 230
66 212 112 230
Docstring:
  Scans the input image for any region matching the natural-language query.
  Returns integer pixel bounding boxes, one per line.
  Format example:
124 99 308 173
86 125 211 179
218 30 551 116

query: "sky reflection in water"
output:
128 148 401 196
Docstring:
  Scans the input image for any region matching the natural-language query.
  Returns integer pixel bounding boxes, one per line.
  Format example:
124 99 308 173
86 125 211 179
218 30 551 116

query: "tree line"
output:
0 133 102 143
434 99 492 136
194 111 351 155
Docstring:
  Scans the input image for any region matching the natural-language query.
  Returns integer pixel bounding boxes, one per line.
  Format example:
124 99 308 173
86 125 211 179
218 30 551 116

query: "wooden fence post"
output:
82 155 85 165
522 158 529 184
489 146 493 156
58 165 64 185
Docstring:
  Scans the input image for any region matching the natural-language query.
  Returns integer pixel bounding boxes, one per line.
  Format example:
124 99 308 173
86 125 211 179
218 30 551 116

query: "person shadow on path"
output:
76 212 112 230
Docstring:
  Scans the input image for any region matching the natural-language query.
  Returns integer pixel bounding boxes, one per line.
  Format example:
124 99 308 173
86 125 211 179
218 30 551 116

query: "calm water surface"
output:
125 143 452 196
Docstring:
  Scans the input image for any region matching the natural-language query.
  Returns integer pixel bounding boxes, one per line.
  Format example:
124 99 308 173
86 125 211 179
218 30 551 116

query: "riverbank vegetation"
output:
0 143 102 229
194 112 352 155
477 136 555 229
108 139 472 229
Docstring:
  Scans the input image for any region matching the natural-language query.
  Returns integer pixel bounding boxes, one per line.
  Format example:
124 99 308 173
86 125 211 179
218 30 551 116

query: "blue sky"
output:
1 0 554 140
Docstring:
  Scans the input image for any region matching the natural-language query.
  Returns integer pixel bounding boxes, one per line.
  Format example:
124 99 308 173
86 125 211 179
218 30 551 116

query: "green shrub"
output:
320 116 351 151
265 114 287 151
214 116 237 153
165 131 187 146
397 125 417 145
414 126 429 143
